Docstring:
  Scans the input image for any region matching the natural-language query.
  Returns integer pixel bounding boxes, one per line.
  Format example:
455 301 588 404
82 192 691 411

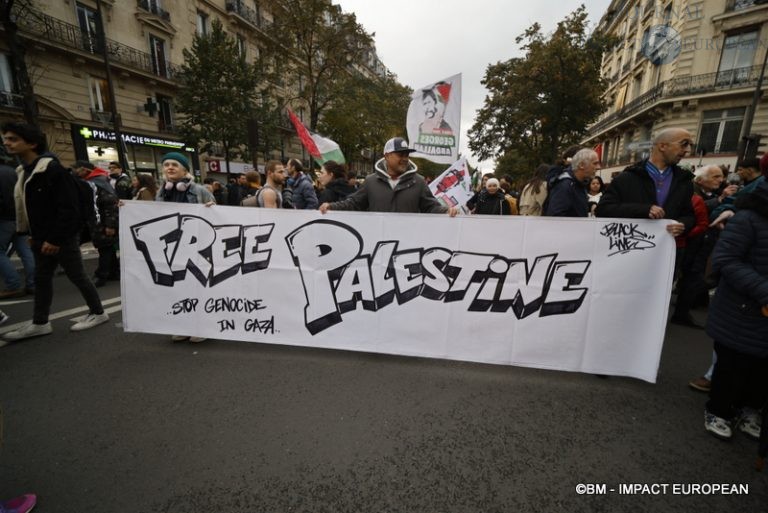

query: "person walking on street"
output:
1 122 109 342
0 162 34 298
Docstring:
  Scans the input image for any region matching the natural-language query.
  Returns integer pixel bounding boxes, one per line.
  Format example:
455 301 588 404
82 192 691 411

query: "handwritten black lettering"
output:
600 222 657 257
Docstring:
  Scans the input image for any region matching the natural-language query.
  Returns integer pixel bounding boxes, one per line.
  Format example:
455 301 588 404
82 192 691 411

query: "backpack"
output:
73 176 100 234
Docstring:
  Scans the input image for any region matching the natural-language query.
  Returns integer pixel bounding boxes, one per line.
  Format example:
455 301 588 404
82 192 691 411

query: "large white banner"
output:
407 74 462 164
120 202 676 382
427 158 473 211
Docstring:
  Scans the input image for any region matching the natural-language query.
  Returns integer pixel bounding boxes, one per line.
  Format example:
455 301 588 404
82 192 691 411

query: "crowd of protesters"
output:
1 123 767 507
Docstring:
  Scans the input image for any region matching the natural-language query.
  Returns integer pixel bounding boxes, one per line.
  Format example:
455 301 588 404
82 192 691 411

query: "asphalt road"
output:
0 260 766 512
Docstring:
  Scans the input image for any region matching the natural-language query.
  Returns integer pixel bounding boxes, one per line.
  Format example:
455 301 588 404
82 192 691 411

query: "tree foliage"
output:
175 19 260 172
318 73 412 163
468 5 616 174
265 0 373 130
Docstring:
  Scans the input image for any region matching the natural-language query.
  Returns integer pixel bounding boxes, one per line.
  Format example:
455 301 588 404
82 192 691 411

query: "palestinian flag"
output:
287 109 345 165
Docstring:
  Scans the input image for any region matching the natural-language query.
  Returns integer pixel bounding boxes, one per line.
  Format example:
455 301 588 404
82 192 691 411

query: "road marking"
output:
0 296 122 335
0 299 33 306
70 304 124 322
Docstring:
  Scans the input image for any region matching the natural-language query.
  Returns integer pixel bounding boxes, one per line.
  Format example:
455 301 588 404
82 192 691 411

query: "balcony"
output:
136 0 170 22
158 122 177 134
90 108 114 124
725 0 762 12
225 0 272 32
0 91 24 109
588 65 765 136
16 7 179 80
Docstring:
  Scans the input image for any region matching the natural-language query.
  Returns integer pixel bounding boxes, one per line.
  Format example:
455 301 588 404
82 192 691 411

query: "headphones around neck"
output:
164 179 190 192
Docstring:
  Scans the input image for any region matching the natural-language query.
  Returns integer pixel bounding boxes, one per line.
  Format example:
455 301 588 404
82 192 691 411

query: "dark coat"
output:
318 178 355 204
329 159 447 214
291 172 319 210
471 190 511 216
705 184 768 357
0 164 17 221
109 172 133 200
542 168 589 217
595 160 695 231
15 155 81 247
86 169 119 249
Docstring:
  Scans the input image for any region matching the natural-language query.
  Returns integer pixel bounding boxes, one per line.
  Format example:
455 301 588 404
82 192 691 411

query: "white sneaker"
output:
71 312 109 332
171 335 190 342
704 411 733 440
189 337 207 343
737 409 762 440
4 322 53 341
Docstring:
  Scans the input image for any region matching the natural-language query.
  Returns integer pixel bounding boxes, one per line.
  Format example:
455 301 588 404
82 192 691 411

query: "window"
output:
717 31 758 86
614 83 628 110
196 11 208 36
632 73 643 100
88 76 111 112
76 2 99 53
0 54 19 108
157 95 174 132
149 35 168 77
237 34 247 58
0 54 13 93
698 108 745 154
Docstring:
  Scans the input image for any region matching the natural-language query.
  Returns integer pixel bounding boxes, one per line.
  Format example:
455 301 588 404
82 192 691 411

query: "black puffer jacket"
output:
318 178 355 204
705 183 768 357
596 160 695 231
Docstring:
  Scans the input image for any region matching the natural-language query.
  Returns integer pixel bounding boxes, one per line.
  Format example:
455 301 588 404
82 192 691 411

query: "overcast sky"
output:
335 0 613 170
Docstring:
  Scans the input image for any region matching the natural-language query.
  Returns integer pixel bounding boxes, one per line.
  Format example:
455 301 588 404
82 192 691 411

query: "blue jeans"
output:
0 220 35 290
32 236 103 324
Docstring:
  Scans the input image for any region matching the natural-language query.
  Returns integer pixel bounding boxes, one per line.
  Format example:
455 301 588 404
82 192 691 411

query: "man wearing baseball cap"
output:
319 137 457 216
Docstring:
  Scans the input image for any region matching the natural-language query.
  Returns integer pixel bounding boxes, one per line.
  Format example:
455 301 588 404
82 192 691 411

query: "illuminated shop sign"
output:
77 126 195 152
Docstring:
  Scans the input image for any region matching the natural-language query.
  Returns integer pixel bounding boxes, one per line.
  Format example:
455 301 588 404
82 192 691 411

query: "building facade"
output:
1 0 389 177
584 0 768 179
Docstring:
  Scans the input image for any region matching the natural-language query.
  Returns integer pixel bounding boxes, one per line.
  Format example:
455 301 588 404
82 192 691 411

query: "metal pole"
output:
735 46 768 169
95 0 129 171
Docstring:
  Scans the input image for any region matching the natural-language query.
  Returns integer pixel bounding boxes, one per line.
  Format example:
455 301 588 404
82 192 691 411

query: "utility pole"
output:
95 0 129 171
735 44 768 169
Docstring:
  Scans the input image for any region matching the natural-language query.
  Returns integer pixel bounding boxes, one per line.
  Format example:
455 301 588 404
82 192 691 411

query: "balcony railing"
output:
588 65 765 135
90 108 114 124
225 0 272 31
137 0 171 22
725 0 759 12
0 91 24 109
16 7 179 80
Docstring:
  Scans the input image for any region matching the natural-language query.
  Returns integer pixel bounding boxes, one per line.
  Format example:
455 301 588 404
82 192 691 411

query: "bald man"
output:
596 128 695 236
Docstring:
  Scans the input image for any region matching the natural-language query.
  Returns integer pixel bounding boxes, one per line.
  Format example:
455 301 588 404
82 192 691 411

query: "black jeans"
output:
706 341 768 420
32 236 104 324
94 245 118 280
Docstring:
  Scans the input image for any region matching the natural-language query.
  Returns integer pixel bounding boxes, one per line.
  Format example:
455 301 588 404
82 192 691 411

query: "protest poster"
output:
406 74 462 164
428 158 473 211
121 202 675 382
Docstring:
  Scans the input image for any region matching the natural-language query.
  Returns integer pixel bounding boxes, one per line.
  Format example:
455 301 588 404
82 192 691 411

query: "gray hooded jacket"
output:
328 158 447 214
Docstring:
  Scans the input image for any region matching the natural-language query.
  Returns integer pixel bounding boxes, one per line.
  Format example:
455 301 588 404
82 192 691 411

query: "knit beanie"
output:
161 152 190 171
